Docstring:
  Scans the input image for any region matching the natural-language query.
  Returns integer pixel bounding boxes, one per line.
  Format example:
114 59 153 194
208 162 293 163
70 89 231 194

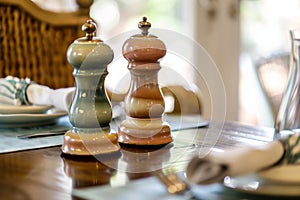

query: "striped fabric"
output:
281 132 300 164
0 76 31 105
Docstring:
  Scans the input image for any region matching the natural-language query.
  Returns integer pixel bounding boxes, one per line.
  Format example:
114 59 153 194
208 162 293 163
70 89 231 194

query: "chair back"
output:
0 0 92 88
255 52 290 119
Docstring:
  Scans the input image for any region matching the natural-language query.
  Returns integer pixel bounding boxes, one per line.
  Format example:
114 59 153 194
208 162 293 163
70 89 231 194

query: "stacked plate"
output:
0 104 68 128
224 165 300 197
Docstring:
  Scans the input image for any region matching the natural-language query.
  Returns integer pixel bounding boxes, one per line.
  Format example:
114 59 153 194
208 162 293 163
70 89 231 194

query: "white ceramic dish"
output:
0 109 68 128
0 104 52 114
224 173 300 197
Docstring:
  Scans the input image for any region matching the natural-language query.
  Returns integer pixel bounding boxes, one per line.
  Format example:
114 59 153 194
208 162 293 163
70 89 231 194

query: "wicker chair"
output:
255 52 290 120
0 0 92 89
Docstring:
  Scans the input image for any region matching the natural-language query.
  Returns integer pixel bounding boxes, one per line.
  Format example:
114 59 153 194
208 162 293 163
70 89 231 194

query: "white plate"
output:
0 109 68 128
224 174 300 197
0 104 52 114
258 165 300 184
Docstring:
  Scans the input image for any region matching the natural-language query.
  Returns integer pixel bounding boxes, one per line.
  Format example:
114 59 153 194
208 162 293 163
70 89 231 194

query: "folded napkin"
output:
0 76 75 111
186 132 300 185
26 84 75 111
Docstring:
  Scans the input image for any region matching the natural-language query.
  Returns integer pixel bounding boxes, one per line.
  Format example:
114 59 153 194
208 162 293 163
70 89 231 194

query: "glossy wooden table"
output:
0 121 274 200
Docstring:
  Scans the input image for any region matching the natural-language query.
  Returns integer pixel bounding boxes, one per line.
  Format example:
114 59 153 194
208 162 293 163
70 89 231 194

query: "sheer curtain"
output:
193 0 240 121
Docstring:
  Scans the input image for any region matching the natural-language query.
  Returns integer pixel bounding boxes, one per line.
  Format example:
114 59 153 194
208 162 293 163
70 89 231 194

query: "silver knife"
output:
17 129 68 139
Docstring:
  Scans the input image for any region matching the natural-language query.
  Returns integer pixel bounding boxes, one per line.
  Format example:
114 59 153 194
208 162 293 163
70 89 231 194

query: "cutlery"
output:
17 129 68 139
155 170 199 199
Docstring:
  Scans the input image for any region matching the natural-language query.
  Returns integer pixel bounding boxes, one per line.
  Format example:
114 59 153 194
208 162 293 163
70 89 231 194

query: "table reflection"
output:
61 152 120 188
119 144 172 174
61 143 173 188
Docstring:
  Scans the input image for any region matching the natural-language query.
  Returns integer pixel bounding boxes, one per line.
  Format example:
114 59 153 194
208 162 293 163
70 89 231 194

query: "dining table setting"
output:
1 17 300 200
1 72 300 200
1 106 300 199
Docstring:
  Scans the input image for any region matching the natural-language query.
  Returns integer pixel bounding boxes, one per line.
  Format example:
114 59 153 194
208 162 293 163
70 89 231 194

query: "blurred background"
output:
31 0 300 127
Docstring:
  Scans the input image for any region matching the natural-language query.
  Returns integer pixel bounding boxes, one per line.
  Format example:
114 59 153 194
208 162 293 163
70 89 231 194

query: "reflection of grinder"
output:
62 19 120 156
62 154 120 188
118 17 173 146
119 144 172 174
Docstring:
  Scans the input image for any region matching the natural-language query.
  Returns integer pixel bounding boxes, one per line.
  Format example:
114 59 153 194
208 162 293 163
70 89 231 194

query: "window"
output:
89 0 196 96
240 0 300 126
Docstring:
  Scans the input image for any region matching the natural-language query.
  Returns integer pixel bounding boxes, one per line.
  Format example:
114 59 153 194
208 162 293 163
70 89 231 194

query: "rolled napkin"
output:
0 76 75 111
27 84 75 111
186 132 300 185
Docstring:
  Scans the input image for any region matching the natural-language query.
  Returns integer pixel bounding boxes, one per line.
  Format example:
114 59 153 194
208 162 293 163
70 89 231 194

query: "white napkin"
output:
186 132 300 185
26 84 75 111
0 76 75 111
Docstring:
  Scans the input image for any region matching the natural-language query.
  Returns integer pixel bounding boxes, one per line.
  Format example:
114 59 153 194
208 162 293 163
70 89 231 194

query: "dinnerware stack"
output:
0 103 67 128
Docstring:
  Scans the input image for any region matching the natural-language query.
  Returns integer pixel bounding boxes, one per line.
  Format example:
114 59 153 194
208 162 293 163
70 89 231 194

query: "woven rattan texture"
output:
0 5 82 88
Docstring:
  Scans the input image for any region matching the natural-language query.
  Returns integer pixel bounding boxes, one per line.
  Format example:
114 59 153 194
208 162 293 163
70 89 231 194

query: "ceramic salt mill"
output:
118 17 173 145
62 19 120 155
275 30 300 136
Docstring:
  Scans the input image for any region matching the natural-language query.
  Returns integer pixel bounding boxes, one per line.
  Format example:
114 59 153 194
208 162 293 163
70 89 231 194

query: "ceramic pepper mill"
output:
118 17 173 145
62 19 120 156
